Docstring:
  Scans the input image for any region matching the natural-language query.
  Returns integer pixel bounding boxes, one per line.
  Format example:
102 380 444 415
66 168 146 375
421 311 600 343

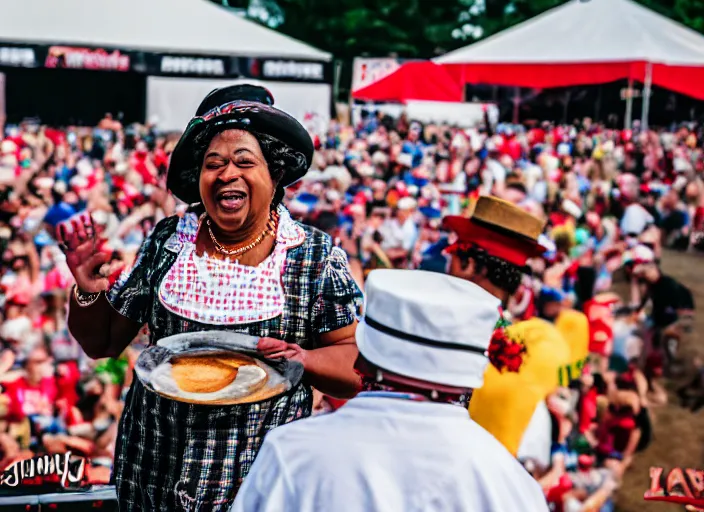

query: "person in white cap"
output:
379 196 419 266
232 269 549 512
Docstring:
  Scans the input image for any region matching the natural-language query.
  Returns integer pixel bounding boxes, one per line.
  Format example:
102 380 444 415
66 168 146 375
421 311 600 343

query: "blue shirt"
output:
43 202 76 226
401 141 425 168
551 442 578 472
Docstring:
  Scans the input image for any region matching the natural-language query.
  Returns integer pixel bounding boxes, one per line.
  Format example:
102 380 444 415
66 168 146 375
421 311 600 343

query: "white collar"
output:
339 396 471 420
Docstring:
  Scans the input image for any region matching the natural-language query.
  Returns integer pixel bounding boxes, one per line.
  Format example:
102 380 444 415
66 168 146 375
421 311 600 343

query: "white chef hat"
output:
357 270 501 388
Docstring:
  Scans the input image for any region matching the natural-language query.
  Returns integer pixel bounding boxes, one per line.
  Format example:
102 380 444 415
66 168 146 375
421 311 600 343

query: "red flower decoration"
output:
488 327 526 373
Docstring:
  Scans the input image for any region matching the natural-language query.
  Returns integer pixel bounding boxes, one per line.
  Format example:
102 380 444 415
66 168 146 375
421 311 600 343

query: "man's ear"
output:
450 254 475 280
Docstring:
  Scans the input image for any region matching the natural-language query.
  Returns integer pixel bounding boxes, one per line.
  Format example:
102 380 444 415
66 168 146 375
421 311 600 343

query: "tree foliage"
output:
209 0 704 98
211 0 704 60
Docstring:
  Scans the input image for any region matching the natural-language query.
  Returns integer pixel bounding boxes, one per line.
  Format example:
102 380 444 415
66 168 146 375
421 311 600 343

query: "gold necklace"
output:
206 210 279 258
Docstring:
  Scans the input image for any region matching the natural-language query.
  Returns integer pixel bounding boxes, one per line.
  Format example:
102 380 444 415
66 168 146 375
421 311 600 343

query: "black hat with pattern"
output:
167 84 314 204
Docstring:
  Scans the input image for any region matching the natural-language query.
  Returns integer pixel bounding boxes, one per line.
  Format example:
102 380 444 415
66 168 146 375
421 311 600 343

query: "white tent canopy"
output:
0 0 330 60
436 0 704 66
432 0 704 126
148 77 331 132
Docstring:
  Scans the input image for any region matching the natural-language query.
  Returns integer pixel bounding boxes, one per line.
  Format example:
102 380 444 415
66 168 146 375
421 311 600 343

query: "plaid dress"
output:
108 207 363 511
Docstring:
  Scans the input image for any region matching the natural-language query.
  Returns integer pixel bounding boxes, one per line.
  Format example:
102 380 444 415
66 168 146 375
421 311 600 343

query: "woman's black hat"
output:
167 84 314 204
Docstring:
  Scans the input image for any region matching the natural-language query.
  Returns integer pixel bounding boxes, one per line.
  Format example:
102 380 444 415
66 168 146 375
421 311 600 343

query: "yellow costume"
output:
555 309 590 386
470 318 571 455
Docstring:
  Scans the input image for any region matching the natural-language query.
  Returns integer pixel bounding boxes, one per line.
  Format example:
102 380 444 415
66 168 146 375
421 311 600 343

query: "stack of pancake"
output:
171 353 267 394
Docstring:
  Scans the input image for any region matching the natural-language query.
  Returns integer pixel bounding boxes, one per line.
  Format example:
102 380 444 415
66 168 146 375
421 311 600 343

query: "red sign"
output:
45 46 130 72
645 466 704 508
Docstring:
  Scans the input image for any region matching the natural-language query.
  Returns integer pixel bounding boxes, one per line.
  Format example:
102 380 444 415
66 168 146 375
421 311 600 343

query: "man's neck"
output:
473 276 510 305
360 378 472 407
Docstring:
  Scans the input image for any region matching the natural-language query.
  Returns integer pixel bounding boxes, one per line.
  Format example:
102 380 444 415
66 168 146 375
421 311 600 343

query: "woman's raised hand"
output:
57 212 124 293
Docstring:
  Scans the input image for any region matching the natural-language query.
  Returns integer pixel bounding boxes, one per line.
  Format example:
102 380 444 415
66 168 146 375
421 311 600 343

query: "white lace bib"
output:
158 207 306 325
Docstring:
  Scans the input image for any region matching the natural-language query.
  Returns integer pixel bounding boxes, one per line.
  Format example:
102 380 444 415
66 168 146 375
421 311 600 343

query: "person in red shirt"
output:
4 347 57 423
583 293 618 357
528 127 546 146
500 129 523 161
129 140 158 186
577 367 599 439
153 140 170 173
56 360 80 411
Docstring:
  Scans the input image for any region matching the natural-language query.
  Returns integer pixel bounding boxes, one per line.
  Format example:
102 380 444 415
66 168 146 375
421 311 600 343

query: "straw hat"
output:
443 196 547 267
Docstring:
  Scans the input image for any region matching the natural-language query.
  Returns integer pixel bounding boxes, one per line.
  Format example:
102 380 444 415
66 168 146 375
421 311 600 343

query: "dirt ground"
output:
614 250 704 512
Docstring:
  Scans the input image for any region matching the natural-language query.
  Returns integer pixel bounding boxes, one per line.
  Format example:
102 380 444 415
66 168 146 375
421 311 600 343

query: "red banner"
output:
45 46 130 72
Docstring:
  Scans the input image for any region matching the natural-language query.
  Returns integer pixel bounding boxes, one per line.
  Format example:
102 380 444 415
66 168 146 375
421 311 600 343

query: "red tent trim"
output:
441 61 704 100
352 61 463 103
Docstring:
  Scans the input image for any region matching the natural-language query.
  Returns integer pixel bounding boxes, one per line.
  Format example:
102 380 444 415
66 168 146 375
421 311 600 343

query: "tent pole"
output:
595 85 602 122
624 78 634 130
512 87 520 124
641 62 653 131
0 72 5 136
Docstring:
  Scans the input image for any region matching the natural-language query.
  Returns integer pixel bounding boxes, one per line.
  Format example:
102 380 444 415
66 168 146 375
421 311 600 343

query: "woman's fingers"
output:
60 212 97 253
267 348 304 362
72 252 111 292
107 260 125 276
57 222 68 244
72 217 87 245
84 212 96 238
257 337 288 354
57 220 77 251
258 340 302 361
266 349 296 359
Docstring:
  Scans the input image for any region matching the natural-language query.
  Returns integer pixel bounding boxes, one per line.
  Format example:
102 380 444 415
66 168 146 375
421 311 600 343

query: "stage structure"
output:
0 0 332 130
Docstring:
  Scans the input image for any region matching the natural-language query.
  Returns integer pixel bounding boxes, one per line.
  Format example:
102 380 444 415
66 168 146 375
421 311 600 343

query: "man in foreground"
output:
232 269 548 512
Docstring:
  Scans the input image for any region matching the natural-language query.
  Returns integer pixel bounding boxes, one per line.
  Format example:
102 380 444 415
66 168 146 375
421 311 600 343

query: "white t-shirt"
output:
380 218 418 253
483 159 507 193
517 400 552 469
620 203 654 236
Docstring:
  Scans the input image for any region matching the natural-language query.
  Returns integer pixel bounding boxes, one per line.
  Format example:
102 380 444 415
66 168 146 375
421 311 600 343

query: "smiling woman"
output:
62 85 363 511
196 129 296 249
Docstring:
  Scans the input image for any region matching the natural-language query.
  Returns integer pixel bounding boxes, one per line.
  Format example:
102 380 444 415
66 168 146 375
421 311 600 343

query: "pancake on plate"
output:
171 353 264 394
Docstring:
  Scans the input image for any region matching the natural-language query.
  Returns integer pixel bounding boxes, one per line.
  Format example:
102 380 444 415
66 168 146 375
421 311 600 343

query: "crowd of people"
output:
0 100 702 510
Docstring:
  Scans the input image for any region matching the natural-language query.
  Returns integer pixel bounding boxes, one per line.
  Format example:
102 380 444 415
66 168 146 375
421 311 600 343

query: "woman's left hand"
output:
257 337 307 365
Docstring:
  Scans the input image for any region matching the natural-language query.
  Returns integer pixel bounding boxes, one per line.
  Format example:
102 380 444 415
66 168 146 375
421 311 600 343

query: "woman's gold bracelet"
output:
73 285 102 308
